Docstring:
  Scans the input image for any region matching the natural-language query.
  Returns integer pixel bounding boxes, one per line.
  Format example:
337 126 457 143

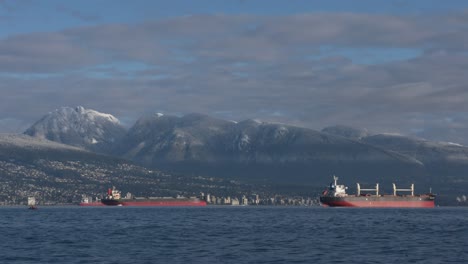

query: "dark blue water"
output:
0 207 466 264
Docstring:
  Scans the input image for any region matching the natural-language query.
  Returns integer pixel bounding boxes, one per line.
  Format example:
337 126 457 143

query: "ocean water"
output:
0 206 466 264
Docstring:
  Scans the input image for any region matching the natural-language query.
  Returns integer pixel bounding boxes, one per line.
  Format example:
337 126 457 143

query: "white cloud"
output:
1 12 468 143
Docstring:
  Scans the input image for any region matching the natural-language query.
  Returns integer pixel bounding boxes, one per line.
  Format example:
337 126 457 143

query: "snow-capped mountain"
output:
116 113 237 162
24 106 126 153
117 113 416 164
362 134 468 164
321 125 468 164
112 113 430 189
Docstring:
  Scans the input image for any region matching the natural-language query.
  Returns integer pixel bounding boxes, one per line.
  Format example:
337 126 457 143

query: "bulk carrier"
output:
100 187 207 207
319 176 435 208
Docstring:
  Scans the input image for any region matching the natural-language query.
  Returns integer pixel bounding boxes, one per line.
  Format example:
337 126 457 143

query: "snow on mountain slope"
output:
117 113 421 165
362 134 468 163
0 133 85 152
24 106 126 152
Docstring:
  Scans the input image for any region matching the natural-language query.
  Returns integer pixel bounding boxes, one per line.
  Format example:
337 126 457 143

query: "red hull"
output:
320 195 435 208
321 200 435 208
101 198 207 206
79 202 105 206
121 201 207 206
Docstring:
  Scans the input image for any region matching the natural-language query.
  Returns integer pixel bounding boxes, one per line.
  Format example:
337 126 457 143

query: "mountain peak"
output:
47 106 120 125
75 105 85 113
24 106 126 152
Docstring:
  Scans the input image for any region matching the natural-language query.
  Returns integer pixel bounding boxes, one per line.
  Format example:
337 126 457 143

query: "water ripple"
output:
0 207 467 263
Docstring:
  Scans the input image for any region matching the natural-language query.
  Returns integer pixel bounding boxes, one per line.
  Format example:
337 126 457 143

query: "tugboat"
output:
319 176 435 208
28 197 38 210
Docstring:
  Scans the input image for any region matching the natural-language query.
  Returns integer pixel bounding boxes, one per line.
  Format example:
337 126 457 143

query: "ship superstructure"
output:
28 196 37 210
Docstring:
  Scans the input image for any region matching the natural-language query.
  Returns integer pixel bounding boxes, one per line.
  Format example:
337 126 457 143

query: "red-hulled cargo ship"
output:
320 176 435 208
101 187 207 207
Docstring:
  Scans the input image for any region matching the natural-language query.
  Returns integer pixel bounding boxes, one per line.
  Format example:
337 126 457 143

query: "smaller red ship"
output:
101 187 207 207
320 176 435 208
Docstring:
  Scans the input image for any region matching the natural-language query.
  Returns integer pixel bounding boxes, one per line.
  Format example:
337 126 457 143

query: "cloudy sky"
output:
2 0 468 144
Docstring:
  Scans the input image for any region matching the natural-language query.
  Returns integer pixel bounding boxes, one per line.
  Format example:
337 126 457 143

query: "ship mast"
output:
356 183 379 196
393 183 414 196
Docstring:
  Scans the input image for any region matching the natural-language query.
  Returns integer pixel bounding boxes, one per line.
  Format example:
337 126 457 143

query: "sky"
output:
2 0 468 144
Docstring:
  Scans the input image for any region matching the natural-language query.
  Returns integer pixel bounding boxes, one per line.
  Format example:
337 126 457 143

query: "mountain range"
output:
5 106 468 204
